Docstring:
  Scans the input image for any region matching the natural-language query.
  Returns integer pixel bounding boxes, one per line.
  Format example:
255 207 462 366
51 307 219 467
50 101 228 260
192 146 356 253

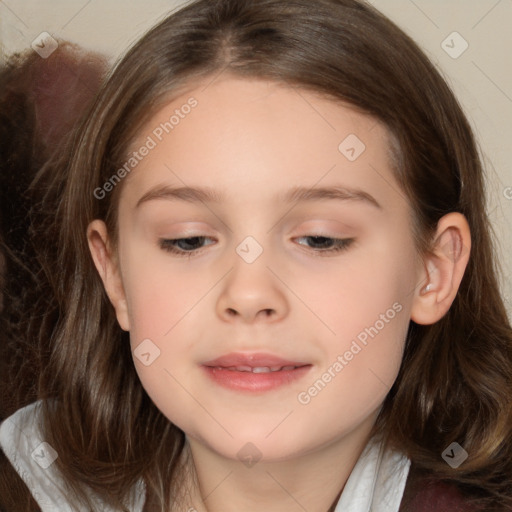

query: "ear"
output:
410 212 471 325
87 219 130 331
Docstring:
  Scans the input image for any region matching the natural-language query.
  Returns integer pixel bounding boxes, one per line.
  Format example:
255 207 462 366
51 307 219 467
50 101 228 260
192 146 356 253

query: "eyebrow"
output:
135 184 382 210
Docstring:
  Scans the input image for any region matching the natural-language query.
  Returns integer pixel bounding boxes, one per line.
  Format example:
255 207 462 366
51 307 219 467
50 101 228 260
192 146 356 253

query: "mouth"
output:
209 364 304 372
201 352 312 392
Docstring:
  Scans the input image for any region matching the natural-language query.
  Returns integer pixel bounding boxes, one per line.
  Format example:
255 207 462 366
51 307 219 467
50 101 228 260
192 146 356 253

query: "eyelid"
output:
292 218 355 231
158 233 355 258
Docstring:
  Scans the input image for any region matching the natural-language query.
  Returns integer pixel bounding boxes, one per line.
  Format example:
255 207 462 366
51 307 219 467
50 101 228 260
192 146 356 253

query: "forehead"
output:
119 76 401 212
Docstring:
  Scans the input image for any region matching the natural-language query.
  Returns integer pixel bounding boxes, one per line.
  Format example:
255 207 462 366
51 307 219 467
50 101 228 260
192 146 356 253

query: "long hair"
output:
31 1 512 510
0 42 107 420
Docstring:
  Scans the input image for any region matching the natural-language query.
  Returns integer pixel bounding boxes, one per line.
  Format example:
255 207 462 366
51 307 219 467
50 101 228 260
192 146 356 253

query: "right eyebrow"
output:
136 184 223 208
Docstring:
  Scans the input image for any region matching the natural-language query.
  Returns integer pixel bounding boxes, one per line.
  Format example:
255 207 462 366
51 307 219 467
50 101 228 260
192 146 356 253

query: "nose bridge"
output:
227 231 276 291
226 201 281 266
235 234 267 266
215 228 289 322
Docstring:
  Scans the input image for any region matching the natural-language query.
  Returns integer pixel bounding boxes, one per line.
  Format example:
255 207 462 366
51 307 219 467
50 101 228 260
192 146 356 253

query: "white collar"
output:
0 401 410 511
0 400 145 511
334 431 411 511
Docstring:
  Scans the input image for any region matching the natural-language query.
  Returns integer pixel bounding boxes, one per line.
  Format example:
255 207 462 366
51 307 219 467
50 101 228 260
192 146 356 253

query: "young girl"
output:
1 0 511 511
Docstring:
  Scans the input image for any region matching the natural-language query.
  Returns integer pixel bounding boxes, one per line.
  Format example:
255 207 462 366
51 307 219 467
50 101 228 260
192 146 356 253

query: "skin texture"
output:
88 76 471 512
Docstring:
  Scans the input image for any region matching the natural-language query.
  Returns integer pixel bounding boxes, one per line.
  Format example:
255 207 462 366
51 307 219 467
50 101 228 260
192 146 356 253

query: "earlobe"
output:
410 213 471 325
87 220 131 331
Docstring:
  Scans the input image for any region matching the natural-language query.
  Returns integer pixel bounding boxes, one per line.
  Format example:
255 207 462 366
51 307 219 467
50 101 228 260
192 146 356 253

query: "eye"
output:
159 235 354 258
294 235 355 256
159 236 215 258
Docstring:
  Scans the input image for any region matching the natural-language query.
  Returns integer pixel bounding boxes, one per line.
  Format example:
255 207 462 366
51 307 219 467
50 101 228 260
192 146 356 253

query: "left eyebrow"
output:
281 185 382 209
135 184 382 210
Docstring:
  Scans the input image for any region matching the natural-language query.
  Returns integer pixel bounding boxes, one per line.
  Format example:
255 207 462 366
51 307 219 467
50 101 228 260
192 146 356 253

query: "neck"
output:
175 415 378 512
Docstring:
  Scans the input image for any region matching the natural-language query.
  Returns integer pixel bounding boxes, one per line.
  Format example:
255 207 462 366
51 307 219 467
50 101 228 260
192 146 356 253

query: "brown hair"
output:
0 42 107 421
29 0 512 510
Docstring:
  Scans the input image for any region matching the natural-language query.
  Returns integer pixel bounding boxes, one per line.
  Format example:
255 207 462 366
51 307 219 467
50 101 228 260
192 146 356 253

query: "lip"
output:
202 352 309 368
201 352 312 392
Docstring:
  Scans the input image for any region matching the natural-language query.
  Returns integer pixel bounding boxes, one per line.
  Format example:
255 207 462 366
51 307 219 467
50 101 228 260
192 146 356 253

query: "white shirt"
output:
0 400 411 511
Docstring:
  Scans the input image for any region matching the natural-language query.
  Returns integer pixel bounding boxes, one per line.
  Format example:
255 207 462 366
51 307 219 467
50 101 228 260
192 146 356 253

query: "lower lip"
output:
201 365 312 392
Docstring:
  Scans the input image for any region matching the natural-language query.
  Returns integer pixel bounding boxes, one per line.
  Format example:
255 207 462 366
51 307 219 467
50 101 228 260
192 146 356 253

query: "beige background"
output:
1 0 511 318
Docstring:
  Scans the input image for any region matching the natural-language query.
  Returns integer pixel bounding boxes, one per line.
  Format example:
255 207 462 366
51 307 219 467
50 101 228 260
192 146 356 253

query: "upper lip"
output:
202 352 310 368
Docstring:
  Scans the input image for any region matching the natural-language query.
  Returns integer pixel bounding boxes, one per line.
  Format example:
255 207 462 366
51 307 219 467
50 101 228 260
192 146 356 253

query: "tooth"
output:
224 366 252 371
214 365 300 373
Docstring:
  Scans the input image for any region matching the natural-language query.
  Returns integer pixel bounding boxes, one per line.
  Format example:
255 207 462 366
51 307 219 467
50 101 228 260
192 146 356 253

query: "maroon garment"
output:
398 465 486 512
401 481 481 511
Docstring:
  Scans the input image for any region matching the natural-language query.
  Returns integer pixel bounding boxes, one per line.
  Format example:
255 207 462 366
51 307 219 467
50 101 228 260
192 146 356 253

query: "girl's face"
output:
92 76 427 461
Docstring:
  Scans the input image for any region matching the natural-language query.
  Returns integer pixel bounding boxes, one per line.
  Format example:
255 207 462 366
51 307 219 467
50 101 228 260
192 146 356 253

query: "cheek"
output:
298 287 409 430
122 255 202 426
120 244 210 412
121 244 207 341
302 242 415 338
299 242 414 409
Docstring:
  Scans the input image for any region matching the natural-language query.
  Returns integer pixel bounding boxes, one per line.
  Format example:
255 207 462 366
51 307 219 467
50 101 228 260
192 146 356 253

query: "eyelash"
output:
158 235 355 258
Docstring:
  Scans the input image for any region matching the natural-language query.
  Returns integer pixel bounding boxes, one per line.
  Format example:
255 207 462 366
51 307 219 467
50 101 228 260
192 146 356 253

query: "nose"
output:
215 253 289 324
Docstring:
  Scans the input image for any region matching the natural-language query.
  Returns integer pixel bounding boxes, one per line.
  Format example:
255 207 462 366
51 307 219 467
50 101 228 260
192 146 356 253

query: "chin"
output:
196 427 320 465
